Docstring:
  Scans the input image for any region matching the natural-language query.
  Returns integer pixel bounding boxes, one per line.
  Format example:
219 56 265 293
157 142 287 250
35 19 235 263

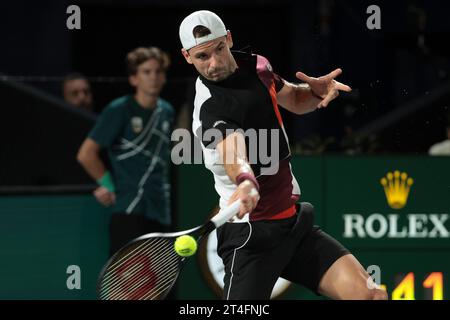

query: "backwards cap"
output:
179 10 228 50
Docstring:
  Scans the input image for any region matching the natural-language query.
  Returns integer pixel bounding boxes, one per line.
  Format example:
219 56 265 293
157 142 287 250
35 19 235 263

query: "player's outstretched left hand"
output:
296 68 352 108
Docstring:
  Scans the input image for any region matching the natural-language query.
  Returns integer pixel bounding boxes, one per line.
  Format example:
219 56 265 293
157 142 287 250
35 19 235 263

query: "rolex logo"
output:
344 171 448 239
380 171 414 209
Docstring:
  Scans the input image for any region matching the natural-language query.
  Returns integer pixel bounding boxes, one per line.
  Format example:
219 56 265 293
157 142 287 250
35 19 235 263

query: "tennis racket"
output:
97 199 242 300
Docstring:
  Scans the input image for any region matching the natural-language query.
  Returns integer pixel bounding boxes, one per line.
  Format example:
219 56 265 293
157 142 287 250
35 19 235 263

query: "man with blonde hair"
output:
78 47 174 255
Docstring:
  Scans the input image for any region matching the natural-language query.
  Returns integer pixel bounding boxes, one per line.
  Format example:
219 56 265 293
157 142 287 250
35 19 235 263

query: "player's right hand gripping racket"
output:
97 200 242 300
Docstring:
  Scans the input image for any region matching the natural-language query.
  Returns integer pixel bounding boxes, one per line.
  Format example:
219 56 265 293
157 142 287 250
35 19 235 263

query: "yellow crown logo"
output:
380 171 414 209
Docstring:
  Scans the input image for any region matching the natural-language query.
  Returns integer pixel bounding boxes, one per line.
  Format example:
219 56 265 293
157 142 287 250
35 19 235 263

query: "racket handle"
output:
211 200 242 227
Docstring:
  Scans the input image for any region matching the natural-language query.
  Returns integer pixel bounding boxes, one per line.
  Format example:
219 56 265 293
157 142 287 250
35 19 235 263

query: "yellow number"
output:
392 272 415 300
423 272 444 300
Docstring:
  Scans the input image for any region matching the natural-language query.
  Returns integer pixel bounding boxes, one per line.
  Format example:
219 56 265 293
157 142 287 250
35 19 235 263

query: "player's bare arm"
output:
77 138 116 206
216 132 260 218
77 138 106 179
277 68 352 115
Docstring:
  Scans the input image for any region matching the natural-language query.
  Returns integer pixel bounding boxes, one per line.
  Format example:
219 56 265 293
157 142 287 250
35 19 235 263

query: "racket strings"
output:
100 238 174 296
139 266 180 300
108 250 178 298
139 254 187 300
107 236 168 274
99 237 181 300
100 238 178 300
100 245 167 297
103 253 177 300
101 237 178 295
101 237 170 286
106 250 179 300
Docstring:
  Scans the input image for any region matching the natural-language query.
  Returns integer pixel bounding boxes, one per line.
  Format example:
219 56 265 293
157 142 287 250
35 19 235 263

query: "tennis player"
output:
179 10 388 300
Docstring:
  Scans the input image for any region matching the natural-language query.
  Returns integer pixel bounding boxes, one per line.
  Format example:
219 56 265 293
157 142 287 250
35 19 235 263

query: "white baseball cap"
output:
179 10 228 50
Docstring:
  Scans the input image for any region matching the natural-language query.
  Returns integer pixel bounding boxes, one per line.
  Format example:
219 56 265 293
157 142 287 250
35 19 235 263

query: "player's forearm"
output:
223 157 254 184
278 82 321 115
290 83 322 115
218 132 257 186
77 146 107 181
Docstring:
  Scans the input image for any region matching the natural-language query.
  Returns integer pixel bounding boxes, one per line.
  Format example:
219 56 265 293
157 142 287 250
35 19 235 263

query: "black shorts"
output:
216 202 350 300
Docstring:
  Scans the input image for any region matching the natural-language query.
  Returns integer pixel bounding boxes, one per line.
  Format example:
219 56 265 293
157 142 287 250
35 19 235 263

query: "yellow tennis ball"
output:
174 235 197 257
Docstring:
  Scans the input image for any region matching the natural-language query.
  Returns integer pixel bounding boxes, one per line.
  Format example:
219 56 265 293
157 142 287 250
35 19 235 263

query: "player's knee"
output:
356 288 388 300
370 289 388 300
339 275 388 300
300 202 314 214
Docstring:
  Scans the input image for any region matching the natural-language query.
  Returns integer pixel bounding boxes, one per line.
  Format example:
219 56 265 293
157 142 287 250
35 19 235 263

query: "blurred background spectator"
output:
62 72 94 112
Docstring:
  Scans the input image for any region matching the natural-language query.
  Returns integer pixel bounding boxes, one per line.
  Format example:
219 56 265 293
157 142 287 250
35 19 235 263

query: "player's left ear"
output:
226 30 233 49
181 48 193 64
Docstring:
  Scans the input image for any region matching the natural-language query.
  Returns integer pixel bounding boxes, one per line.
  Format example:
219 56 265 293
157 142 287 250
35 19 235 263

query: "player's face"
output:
63 79 93 111
182 33 237 82
129 59 166 96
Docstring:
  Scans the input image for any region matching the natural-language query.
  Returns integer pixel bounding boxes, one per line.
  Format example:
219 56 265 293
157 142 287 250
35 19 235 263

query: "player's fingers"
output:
319 90 339 108
93 190 103 202
242 196 252 211
249 188 260 208
324 68 342 80
94 187 108 197
335 81 352 92
239 195 253 217
96 197 109 207
100 197 111 207
238 199 249 218
93 187 102 197
238 207 248 219
295 71 313 84
96 192 113 207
